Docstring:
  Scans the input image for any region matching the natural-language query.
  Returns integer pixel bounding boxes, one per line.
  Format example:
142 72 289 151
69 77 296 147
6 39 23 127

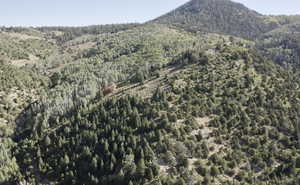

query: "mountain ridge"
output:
152 0 281 39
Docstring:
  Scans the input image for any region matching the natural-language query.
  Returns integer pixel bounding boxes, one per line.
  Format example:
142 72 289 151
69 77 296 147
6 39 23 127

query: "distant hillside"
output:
256 23 300 70
270 15 300 25
152 0 280 40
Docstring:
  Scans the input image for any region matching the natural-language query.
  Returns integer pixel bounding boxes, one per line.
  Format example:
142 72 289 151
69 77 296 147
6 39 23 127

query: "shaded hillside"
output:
256 23 300 70
152 0 280 40
0 61 48 183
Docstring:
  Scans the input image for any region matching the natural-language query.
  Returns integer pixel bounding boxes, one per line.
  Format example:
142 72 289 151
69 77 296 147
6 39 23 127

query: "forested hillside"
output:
1 0 300 184
13 37 300 185
256 23 300 70
0 62 48 182
152 0 280 40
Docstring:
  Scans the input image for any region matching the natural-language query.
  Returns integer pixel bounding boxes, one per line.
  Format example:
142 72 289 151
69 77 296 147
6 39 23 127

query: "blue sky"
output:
1 0 300 27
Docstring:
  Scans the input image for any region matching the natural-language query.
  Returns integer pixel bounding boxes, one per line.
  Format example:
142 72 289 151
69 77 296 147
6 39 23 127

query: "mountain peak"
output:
152 0 279 39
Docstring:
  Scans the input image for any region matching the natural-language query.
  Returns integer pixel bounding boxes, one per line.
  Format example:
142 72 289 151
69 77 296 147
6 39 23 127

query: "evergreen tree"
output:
137 159 146 177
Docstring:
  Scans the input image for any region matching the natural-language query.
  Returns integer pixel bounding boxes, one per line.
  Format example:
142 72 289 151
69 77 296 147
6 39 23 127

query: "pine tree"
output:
145 168 154 180
44 135 51 146
92 157 98 170
104 140 109 152
137 158 146 177
211 166 219 178
161 113 169 129
64 154 70 165
38 157 45 172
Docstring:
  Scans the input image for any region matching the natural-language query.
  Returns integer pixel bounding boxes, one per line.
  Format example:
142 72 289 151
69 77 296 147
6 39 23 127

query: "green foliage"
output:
0 138 19 183
1 4 300 184
12 38 300 184
256 23 300 70
152 0 280 40
37 24 140 44
15 95 176 184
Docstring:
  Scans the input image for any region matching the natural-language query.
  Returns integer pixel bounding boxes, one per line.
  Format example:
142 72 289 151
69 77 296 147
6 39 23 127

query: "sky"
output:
1 0 300 27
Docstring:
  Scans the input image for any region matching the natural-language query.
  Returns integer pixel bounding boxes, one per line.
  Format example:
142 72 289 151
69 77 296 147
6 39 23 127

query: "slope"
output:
256 23 300 70
13 35 300 185
0 61 49 183
152 0 280 40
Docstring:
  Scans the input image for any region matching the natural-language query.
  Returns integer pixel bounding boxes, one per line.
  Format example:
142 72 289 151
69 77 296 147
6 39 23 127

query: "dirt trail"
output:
104 66 183 100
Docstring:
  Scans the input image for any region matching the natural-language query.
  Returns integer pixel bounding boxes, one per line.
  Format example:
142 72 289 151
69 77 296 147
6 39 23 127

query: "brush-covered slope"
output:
13 25 202 131
12 36 300 185
0 28 58 67
0 61 48 183
256 23 300 70
152 0 280 40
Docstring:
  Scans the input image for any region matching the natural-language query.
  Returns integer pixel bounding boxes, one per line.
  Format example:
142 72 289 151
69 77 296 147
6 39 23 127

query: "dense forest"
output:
1 0 300 184
152 0 281 40
256 23 300 70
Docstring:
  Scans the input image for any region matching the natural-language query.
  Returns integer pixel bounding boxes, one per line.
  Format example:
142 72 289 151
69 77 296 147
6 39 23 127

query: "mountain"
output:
152 0 280 40
1 1 300 185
